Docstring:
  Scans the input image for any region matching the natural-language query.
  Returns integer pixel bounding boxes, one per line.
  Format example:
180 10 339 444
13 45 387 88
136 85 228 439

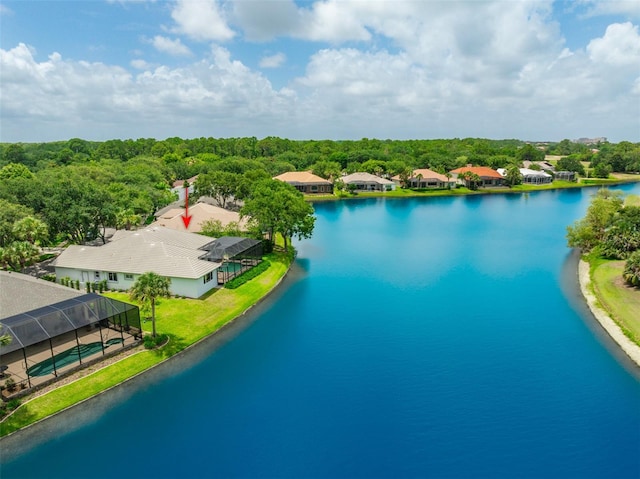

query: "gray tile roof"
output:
53 226 220 279
0 271 84 319
341 172 395 185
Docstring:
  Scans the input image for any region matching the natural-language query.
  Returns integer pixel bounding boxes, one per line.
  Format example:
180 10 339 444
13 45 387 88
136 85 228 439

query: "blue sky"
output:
1 0 639 143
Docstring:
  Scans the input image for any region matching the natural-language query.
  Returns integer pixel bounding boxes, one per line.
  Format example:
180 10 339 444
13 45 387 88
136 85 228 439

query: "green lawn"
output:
311 178 640 202
625 194 640 207
591 260 640 345
0 252 292 436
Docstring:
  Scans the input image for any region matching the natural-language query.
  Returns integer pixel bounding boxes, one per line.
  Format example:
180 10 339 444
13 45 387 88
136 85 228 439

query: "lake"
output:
2 184 640 478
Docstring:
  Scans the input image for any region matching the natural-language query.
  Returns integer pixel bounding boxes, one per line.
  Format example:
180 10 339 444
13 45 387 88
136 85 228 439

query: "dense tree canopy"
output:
241 179 315 251
567 190 640 287
0 136 637 268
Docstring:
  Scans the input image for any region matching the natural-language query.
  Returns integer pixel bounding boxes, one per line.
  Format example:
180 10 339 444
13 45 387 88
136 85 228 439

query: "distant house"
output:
152 202 247 234
340 172 396 192
171 175 198 202
523 160 555 172
554 171 577 181
54 226 222 299
450 166 505 187
273 172 333 194
393 168 456 189
497 168 553 184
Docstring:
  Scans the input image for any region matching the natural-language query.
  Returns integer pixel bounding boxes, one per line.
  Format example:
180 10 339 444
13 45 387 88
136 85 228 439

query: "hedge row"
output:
224 260 271 289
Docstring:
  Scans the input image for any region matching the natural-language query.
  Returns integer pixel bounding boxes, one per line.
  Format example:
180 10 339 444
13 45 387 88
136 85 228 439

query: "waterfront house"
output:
393 168 456 189
53 226 222 299
0 271 141 392
450 166 505 187
497 168 553 184
340 172 396 192
273 171 333 194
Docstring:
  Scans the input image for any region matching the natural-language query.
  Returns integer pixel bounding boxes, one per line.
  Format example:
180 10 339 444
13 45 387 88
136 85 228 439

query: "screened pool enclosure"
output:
200 237 263 284
0 293 141 392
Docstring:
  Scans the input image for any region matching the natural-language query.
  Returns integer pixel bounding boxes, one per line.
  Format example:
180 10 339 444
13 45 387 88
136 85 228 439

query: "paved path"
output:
578 260 640 367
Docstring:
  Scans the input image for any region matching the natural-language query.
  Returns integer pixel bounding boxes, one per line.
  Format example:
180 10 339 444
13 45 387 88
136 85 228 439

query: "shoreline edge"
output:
578 259 640 368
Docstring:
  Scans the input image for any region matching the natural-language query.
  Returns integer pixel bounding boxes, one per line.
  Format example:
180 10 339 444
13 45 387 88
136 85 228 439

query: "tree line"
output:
1 136 638 271
567 189 640 286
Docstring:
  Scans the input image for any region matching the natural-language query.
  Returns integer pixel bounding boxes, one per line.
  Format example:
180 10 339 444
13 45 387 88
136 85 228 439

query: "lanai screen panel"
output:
0 293 140 356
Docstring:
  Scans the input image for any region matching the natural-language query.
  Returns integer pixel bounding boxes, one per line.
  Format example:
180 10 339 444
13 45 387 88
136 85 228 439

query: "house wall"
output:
54 267 218 299
171 184 195 202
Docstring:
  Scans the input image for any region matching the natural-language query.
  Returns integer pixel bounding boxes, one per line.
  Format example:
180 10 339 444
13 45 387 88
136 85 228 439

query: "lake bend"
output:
2 184 640 478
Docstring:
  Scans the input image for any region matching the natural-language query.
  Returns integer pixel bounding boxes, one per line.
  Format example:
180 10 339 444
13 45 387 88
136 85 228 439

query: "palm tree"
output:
116 208 141 231
129 272 171 338
12 216 48 246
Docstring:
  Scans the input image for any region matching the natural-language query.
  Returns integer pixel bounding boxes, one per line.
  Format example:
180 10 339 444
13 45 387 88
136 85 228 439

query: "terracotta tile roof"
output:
152 203 246 234
391 168 453 182
172 175 199 189
274 171 331 184
410 168 450 182
450 166 503 179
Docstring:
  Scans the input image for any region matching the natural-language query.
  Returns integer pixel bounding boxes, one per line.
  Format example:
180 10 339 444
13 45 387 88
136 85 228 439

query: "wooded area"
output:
1 136 639 270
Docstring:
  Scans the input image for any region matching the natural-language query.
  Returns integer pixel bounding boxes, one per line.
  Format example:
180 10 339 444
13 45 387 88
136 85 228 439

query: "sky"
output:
0 0 639 144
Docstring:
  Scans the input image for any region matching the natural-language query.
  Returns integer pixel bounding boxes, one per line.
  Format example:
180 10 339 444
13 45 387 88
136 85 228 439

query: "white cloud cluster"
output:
259 52 286 69
170 0 234 42
1 1 639 142
576 0 640 19
150 35 192 56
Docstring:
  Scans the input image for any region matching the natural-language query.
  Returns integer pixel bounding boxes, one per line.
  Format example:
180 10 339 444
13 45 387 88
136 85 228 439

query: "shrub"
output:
262 239 274 254
41 273 56 283
5 377 16 392
623 251 640 287
143 333 168 349
7 398 21 410
224 260 271 289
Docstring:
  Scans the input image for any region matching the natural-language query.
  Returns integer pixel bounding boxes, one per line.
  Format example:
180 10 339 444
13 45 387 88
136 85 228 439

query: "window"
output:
311 185 318 192
108 272 118 282
94 271 101 279
124 274 134 281
204 272 214 284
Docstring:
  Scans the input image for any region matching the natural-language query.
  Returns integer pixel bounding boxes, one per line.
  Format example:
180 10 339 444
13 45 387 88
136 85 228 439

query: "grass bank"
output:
0 251 293 437
590 258 640 346
310 178 639 202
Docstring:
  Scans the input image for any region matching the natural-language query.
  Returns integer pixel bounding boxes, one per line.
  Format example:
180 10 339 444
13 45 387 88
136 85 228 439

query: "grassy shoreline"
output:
589 258 640 347
0 251 294 437
308 177 640 201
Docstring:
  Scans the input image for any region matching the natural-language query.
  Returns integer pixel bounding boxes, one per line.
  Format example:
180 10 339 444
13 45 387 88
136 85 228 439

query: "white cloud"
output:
259 53 286 69
576 1 640 19
0 43 295 141
130 58 153 70
1 1 639 142
232 0 299 41
587 22 640 66
150 35 192 56
170 0 234 42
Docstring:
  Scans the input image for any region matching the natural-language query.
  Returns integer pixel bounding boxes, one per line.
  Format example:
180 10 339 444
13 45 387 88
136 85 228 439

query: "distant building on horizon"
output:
574 137 607 145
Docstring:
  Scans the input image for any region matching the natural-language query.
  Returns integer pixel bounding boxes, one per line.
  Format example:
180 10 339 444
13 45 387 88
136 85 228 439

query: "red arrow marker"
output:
182 184 192 229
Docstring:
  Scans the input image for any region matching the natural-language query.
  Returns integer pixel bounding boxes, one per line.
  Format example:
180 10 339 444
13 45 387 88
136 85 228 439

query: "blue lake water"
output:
2 185 640 478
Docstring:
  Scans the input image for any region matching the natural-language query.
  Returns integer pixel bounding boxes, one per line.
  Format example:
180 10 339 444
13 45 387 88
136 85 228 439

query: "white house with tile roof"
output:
53 226 221 298
340 172 396 192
